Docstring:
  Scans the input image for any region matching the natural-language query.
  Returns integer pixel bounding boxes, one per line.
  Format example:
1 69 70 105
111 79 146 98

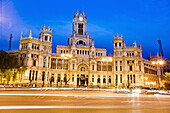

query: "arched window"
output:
77 40 85 45
80 67 85 71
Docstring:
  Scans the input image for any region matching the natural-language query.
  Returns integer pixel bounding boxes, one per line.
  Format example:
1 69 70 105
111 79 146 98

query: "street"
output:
0 90 170 113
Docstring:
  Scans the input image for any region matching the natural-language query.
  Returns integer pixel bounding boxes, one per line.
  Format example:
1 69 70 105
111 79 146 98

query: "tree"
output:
0 50 18 84
162 72 170 89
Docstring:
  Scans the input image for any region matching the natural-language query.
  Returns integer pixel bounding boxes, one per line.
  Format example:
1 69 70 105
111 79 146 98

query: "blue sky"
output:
0 0 170 58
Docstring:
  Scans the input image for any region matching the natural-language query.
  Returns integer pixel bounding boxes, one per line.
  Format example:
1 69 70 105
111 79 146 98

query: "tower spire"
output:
123 41 126 48
44 24 45 30
21 32 23 40
29 30 32 37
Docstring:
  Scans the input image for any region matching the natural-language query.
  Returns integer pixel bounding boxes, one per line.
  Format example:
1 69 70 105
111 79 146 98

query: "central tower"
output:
68 10 92 46
73 10 87 35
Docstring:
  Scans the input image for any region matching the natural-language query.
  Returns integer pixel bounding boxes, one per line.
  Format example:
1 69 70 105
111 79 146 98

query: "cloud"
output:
52 21 72 37
87 24 113 36
0 0 39 42
50 20 113 38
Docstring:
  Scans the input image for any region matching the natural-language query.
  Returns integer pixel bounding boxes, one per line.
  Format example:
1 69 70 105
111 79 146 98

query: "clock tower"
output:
68 10 92 46
73 10 87 35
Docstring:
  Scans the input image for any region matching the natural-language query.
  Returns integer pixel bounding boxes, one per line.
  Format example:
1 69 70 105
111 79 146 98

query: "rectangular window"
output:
115 75 118 84
72 74 74 82
29 70 32 80
78 23 83 35
42 71 45 81
109 76 111 83
92 65 94 70
97 76 100 83
120 74 122 83
130 75 132 83
32 71 35 80
57 74 61 82
119 43 121 47
45 36 48 40
130 66 132 71
33 60 36 66
43 62 46 67
115 43 117 47
91 75 94 82
35 71 38 80
120 66 122 71
127 75 129 83
133 75 135 83
73 64 75 70
103 76 106 83
116 66 118 71
139 66 141 71
64 74 67 82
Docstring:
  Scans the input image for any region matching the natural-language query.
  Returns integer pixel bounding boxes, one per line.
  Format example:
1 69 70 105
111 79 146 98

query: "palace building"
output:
8 10 163 88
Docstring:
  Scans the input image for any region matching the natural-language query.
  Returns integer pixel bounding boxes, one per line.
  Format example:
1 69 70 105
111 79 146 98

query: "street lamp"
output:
152 60 165 88
61 54 72 87
19 67 23 87
102 57 112 87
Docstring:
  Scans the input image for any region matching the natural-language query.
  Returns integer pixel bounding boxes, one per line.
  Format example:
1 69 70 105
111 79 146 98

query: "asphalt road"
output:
0 90 170 113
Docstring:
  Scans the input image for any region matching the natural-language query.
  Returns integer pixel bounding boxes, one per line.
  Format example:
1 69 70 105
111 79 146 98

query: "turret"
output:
113 33 124 49
40 25 53 43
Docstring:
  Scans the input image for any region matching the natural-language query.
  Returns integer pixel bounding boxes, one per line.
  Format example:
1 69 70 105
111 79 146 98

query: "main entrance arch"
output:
77 63 89 87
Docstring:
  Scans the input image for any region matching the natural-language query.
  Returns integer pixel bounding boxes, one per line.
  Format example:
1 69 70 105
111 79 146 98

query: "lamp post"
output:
19 67 23 87
61 54 72 87
152 60 165 88
102 57 112 87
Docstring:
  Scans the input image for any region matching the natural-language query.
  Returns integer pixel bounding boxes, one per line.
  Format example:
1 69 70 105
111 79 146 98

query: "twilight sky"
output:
0 0 170 58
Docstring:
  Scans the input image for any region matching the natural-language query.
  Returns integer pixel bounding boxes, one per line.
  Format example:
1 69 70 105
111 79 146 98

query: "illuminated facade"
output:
8 10 160 88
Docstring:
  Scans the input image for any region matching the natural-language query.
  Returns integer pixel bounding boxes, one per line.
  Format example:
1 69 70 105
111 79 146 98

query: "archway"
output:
77 63 89 87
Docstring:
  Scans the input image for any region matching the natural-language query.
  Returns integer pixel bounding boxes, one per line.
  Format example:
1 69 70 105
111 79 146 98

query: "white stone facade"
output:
9 10 160 88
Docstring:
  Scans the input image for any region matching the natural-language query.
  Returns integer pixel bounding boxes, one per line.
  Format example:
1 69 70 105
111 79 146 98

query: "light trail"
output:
0 93 169 98
0 106 136 109
0 93 132 98
0 99 170 104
